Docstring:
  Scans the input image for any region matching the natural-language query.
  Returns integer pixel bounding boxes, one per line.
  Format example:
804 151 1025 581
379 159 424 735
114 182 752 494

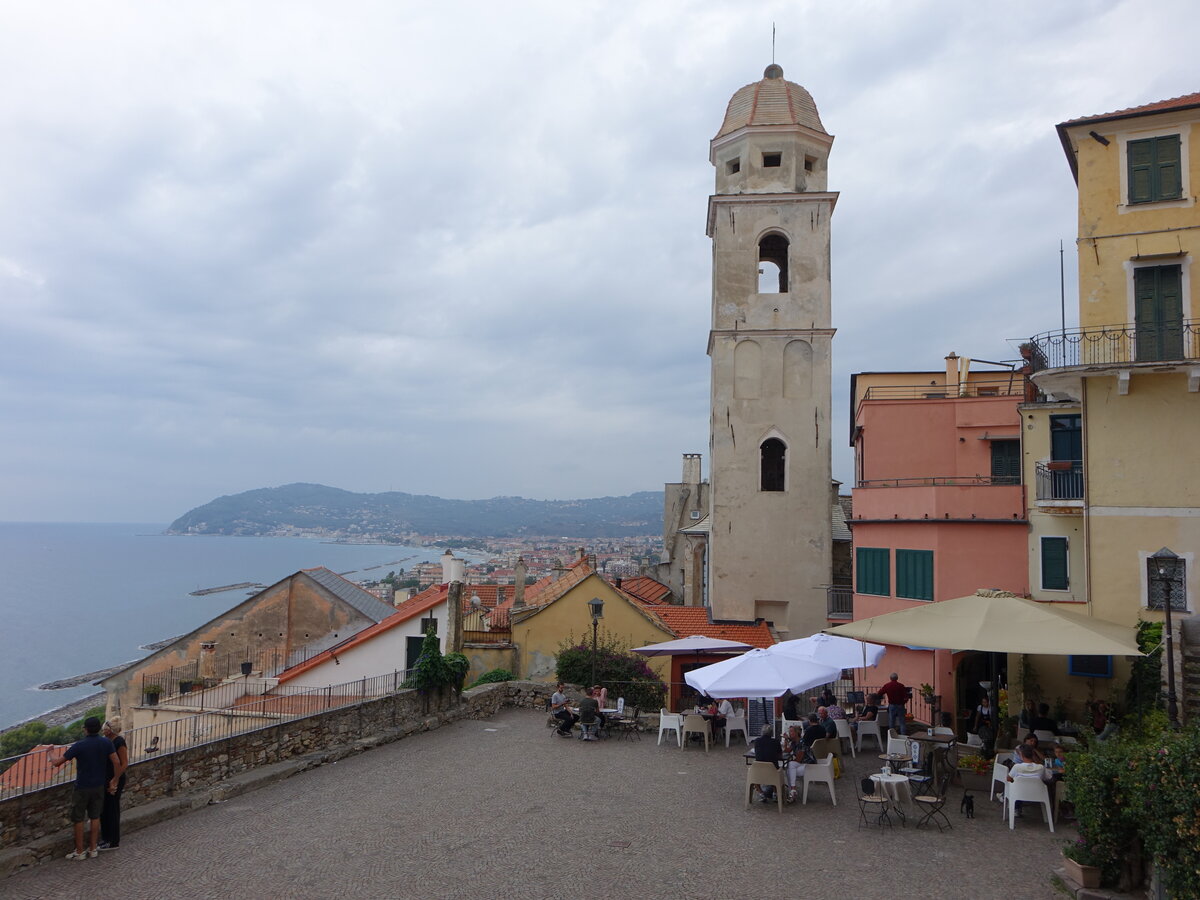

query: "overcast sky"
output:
1 1 1195 523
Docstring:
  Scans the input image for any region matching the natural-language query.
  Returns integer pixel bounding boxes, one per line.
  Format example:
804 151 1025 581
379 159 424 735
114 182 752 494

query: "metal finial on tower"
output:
772 22 776 63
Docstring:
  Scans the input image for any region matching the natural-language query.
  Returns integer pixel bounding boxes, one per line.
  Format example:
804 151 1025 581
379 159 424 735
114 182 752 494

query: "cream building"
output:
1022 92 1200 717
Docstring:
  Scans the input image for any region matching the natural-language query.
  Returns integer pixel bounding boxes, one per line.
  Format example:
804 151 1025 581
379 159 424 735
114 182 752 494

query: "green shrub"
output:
1125 620 1163 721
555 633 666 712
469 668 514 688
410 627 447 693
443 652 469 692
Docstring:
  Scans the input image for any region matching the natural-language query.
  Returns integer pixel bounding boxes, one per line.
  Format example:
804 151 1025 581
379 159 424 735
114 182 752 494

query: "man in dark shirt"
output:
878 673 909 735
802 713 826 749
577 688 601 741
1031 703 1058 734
751 724 782 801
816 706 838 738
51 716 119 860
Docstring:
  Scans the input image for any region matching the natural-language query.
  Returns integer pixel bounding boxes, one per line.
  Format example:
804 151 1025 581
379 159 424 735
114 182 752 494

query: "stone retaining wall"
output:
1 680 553 861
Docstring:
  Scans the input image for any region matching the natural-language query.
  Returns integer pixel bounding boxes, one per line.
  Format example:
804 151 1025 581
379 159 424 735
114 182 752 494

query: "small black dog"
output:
960 792 975 818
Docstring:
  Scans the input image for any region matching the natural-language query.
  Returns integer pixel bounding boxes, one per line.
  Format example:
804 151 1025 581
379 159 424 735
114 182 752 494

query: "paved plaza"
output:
7 709 1072 899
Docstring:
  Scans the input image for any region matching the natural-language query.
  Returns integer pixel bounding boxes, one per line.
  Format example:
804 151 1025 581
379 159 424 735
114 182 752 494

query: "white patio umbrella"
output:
769 633 886 670
630 635 753 657
683 648 843 699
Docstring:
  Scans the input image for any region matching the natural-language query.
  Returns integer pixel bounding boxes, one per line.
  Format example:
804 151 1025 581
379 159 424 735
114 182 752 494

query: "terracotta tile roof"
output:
616 575 672 606
1058 92 1200 127
278 586 447 683
646 606 775 648
716 64 827 139
0 744 62 791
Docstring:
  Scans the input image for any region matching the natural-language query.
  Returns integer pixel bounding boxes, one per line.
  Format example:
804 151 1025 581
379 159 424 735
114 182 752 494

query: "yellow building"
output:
1021 92 1200 720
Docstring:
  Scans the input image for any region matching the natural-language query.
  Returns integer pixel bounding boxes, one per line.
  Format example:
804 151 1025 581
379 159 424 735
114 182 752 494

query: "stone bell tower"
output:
705 64 835 638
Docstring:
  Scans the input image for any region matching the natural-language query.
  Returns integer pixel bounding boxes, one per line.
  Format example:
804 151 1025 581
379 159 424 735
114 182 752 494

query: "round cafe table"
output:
871 772 913 820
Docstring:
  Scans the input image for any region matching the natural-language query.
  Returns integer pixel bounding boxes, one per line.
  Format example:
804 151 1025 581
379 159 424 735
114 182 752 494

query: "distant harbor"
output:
189 581 264 596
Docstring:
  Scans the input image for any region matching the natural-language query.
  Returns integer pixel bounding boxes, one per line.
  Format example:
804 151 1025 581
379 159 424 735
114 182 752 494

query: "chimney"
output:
614 576 623 589
682 453 702 485
199 642 217 681
440 550 455 584
513 556 527 607
446 581 464 653
944 352 959 395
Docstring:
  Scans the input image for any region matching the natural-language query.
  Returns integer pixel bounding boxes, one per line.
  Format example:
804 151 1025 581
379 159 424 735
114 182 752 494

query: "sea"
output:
0 522 456 730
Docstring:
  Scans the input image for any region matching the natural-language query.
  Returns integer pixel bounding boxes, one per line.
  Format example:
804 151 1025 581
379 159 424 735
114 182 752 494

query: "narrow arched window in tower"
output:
757 233 789 293
760 438 786 491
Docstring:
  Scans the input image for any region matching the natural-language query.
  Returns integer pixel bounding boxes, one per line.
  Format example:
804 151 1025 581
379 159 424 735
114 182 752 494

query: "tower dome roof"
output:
715 64 827 139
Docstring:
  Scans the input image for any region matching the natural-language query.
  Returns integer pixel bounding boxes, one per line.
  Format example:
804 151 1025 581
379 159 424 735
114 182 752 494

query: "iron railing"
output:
141 643 334 700
861 378 1026 401
0 668 413 801
1026 319 1200 372
1035 461 1084 501
826 585 853 620
856 474 1019 488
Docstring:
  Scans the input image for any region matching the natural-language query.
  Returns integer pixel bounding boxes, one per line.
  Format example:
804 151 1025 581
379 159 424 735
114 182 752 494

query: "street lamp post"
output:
1150 547 1182 730
587 597 604 687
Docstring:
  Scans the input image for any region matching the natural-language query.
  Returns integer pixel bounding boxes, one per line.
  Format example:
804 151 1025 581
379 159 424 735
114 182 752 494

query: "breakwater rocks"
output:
37 663 135 691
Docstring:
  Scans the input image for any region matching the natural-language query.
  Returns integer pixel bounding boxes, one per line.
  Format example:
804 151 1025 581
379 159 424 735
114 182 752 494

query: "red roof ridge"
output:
1059 91 1200 127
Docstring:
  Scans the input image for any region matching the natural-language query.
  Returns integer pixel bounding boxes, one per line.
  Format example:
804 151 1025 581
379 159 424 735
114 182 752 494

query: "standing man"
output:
879 673 909 735
50 716 119 860
550 682 577 738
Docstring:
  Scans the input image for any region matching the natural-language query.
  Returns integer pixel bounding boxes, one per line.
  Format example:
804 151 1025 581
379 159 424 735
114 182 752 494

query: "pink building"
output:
847 355 1028 728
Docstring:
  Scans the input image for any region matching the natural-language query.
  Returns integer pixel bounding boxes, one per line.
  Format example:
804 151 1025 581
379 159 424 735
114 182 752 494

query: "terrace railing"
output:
1035 460 1084 501
1026 319 1200 372
826 585 853 620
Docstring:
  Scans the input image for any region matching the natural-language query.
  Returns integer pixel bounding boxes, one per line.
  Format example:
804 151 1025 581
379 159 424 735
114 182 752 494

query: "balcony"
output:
1035 460 1083 501
860 377 1027 401
1025 319 1200 372
827 585 853 620
853 478 1025 522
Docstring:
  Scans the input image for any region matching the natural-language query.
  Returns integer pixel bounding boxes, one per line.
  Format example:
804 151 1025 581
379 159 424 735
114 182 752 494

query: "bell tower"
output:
705 64 836 637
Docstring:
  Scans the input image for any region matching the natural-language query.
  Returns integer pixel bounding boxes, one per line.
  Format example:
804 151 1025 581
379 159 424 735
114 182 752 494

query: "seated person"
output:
802 713 825 750
781 725 806 801
704 699 725 739
782 691 801 722
1018 698 1037 733
1031 703 1058 734
1007 744 1053 814
811 687 837 709
852 694 879 731
1012 733 1045 766
550 682 578 737
825 698 848 720
751 724 782 802
577 688 601 740
816 706 838 738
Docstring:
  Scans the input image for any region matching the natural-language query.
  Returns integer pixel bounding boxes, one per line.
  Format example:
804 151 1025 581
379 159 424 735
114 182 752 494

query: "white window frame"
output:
1039 536 1071 593
1117 126 1193 214
1138 549 1195 613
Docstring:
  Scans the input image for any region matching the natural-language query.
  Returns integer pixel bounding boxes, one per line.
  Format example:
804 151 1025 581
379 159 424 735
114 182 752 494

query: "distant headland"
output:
166 483 663 539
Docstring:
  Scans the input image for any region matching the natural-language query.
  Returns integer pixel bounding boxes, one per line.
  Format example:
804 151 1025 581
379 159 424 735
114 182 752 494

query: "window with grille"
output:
1146 557 1187 611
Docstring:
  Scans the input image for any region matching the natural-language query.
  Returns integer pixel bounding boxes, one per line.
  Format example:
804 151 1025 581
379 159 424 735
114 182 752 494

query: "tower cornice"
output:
707 328 836 356
706 192 838 237
710 123 834 164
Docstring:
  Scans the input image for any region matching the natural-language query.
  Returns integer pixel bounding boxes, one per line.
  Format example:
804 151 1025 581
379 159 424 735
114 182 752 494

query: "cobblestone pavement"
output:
7 710 1072 899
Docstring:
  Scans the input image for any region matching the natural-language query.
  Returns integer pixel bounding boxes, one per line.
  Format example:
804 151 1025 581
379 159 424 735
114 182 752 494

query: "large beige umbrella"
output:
825 590 1143 657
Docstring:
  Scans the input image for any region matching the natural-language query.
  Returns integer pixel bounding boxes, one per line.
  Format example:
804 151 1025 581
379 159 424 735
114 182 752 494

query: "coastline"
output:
1 691 106 738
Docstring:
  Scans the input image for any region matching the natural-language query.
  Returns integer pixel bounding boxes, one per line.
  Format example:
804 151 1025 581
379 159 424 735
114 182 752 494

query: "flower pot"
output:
143 692 159 706
1062 857 1101 889
179 681 193 694
241 661 253 676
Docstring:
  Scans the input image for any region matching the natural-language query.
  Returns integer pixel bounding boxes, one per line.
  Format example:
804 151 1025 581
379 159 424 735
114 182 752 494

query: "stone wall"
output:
1 681 553 857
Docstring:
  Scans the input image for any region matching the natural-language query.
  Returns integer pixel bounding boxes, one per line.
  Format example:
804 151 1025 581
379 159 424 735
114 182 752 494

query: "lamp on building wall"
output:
1150 548 1182 729
587 597 605 686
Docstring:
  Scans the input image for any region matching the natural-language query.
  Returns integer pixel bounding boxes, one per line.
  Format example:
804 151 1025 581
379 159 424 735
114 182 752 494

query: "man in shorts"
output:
550 683 577 737
51 716 119 859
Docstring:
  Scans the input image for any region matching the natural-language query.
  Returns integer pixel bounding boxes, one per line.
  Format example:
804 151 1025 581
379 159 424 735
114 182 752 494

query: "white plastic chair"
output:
781 715 804 736
1003 776 1054 831
681 714 710 752
725 711 749 747
657 709 682 747
989 757 1010 802
802 753 837 805
856 718 883 752
965 732 984 749
834 718 856 757
932 726 955 737
887 731 910 759
616 697 625 714
1034 729 1057 744
746 761 784 812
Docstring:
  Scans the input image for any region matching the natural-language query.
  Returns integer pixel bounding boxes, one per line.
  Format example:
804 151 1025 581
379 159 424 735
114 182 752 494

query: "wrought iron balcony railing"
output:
827 585 853 620
1025 319 1200 372
1035 460 1083 501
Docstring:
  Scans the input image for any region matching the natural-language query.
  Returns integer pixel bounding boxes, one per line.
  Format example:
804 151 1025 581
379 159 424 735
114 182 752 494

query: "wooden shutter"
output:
1154 134 1182 199
896 549 933 601
856 547 890 596
1136 265 1184 360
990 440 1020 484
1041 537 1069 591
1128 138 1154 203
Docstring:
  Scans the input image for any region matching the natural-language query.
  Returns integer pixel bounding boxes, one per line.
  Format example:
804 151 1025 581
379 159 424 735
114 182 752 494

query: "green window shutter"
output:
990 440 1020 484
1128 138 1154 203
1154 134 1182 200
1041 537 1069 591
856 547 890 596
896 549 933 601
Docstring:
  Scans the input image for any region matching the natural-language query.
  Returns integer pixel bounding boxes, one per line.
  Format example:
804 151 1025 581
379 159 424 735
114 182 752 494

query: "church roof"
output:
715 64 827 139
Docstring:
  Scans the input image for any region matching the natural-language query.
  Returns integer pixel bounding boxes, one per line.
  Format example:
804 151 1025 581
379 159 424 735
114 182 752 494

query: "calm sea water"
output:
0 522 447 729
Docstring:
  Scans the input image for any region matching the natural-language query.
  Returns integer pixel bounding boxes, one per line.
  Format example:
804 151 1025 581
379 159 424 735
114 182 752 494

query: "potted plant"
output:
1062 839 1103 889
955 753 992 792
919 682 935 704
178 679 193 695
241 661 253 676
143 683 162 706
